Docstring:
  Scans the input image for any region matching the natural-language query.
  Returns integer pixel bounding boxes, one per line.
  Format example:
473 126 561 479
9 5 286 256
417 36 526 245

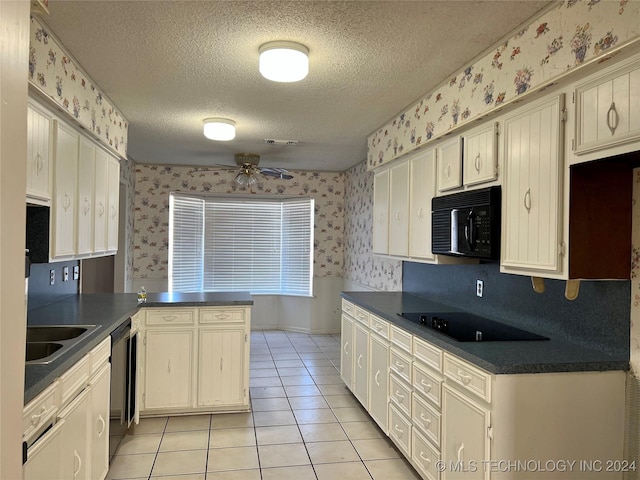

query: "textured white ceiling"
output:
42 0 553 172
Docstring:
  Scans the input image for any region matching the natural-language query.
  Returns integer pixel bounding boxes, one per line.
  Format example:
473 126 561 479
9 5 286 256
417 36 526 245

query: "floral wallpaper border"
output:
368 0 640 169
29 16 128 159
133 165 344 280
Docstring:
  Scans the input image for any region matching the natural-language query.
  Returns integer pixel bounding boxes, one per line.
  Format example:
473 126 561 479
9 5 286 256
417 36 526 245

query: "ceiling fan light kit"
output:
203 118 236 141
259 41 309 83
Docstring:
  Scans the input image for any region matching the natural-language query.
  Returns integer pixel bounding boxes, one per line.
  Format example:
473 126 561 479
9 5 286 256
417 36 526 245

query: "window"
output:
169 193 313 296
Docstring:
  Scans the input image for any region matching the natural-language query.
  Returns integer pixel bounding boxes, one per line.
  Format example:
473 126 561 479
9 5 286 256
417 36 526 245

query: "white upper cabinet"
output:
372 168 390 255
26 102 52 203
575 55 640 156
436 136 462 192
93 149 109 253
388 160 410 257
107 155 120 252
77 137 96 256
409 147 436 260
463 122 498 186
501 93 564 276
52 121 79 259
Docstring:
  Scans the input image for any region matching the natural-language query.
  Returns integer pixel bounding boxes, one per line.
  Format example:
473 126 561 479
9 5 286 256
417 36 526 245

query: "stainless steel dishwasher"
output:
109 319 135 461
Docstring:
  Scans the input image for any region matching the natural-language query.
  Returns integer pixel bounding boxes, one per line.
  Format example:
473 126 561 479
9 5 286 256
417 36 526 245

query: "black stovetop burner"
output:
398 311 549 342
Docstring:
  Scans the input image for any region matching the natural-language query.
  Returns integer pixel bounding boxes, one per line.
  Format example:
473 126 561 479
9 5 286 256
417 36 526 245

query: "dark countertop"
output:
25 292 253 404
341 291 629 375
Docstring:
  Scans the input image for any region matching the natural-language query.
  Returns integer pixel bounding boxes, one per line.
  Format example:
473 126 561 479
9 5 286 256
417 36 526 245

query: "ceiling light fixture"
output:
259 41 309 83
203 118 236 141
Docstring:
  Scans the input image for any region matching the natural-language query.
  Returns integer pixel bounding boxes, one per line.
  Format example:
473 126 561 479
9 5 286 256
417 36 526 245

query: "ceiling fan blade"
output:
260 168 293 180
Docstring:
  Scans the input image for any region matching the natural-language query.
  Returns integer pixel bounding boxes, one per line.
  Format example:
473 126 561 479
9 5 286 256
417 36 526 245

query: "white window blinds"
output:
169 193 313 296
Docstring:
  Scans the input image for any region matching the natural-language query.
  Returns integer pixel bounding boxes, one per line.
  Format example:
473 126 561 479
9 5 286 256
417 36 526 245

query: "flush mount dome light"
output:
203 118 236 141
259 41 309 82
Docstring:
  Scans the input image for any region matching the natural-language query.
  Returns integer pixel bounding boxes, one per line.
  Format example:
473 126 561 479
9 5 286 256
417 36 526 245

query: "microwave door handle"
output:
467 211 476 251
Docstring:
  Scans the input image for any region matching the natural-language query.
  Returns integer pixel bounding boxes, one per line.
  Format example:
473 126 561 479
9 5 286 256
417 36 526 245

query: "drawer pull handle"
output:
419 413 432 427
457 370 472 385
215 313 230 319
74 450 82 477
375 369 381 387
162 315 178 321
30 406 47 426
457 442 465 462
343 341 349 355
395 390 405 401
97 414 106 437
394 424 404 435
375 323 383 331
420 379 432 392
419 452 431 465
394 361 405 371
357 355 363 369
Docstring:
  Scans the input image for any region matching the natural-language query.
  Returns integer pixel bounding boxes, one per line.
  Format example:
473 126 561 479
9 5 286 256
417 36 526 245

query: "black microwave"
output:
432 186 501 260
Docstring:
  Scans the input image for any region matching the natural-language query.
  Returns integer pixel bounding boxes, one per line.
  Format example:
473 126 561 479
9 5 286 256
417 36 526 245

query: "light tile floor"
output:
107 330 421 480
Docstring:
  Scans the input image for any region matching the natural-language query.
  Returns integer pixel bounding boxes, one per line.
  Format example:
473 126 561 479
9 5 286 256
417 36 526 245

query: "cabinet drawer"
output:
199 307 246 324
341 299 355 317
59 353 90 406
353 306 369 325
412 427 441 480
89 336 111 375
389 347 412 384
413 337 442 373
369 314 389 340
443 353 492 403
389 403 412 458
389 373 412 417
413 363 442 408
23 381 59 443
390 324 412 353
412 392 441 447
146 308 196 325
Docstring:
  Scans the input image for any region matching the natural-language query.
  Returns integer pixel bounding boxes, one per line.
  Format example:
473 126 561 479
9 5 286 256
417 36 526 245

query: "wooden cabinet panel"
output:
409 147 436 259
353 322 369 406
197 327 246 407
436 136 462 192
389 160 409 256
59 388 91 480
144 329 193 410
52 121 79 258
77 137 96 256
368 333 389 433
463 123 498 186
372 168 390 254
107 155 120 252
501 94 563 275
89 364 110 480
26 103 52 202
340 314 354 389
23 420 64 480
93 149 109 253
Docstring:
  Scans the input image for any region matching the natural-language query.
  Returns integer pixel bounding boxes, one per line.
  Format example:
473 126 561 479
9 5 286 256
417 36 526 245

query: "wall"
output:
133 164 344 332
343 160 402 291
28 260 80 310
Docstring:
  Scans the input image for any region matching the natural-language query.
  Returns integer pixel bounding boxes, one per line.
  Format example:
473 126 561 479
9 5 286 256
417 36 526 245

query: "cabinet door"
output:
340 314 354 389
52 121 79 258
368 333 389 433
77 137 96 256
197 327 247 407
442 384 490 480
93 149 109 252
26 104 52 202
89 363 110 480
502 94 564 275
59 388 90 480
437 136 462 192
107 156 120 252
388 161 409 257
409 148 436 259
23 420 64 480
576 59 640 154
144 329 193 410
372 169 390 254
463 123 498 186
353 322 369 406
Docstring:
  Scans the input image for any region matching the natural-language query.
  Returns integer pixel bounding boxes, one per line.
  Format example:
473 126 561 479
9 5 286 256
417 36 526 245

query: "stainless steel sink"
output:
25 325 98 364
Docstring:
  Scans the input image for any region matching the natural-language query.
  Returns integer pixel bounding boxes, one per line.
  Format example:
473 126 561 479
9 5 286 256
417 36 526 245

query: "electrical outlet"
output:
63 266 69 281
476 279 484 297
49 269 55 286
73 265 80 280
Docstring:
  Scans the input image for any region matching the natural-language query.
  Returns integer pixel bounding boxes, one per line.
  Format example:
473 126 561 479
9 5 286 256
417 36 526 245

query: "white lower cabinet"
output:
340 314 354 389
353 322 370 406
24 337 111 480
140 306 251 415
144 328 194 410
368 332 389 433
341 301 627 480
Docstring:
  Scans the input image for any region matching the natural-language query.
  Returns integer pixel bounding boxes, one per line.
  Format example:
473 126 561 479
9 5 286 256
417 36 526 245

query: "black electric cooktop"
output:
399 312 549 342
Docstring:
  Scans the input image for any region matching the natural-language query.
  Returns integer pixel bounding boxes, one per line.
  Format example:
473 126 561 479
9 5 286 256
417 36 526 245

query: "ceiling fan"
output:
219 153 293 186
